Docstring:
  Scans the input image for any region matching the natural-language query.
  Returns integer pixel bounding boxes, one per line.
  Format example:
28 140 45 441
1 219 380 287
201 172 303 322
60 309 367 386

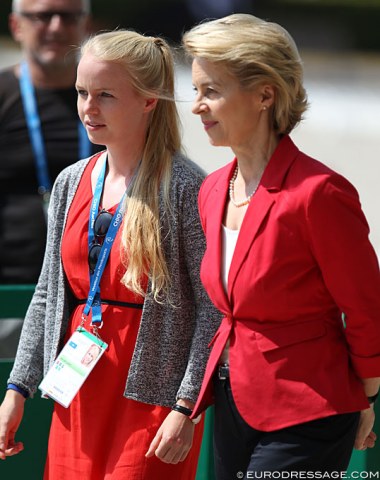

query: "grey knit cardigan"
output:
9 152 221 406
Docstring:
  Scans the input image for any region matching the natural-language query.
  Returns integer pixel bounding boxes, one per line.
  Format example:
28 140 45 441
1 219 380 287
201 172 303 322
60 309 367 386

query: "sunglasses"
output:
19 11 86 26
88 210 113 274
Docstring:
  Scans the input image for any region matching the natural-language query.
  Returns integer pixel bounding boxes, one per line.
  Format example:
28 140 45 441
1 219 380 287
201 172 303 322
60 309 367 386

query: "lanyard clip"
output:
91 320 103 331
81 313 88 327
91 322 104 345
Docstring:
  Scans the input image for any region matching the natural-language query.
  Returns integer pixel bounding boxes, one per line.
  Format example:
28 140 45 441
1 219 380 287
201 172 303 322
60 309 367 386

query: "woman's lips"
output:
86 122 105 131
202 121 218 131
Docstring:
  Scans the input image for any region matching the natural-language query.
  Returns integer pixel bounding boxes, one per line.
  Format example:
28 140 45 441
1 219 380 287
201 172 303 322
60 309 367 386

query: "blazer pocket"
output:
256 320 326 353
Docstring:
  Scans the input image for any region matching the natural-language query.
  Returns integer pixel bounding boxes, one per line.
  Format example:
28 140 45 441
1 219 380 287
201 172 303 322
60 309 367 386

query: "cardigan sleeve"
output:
306 172 380 378
8 172 67 395
175 167 222 402
8 159 90 395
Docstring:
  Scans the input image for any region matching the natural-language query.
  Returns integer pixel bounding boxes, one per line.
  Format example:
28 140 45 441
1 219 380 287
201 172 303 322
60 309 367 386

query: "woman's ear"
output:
260 84 275 109
144 97 158 113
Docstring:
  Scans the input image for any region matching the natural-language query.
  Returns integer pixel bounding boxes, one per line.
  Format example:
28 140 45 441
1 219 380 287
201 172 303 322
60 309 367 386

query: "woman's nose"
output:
192 98 206 115
83 96 98 113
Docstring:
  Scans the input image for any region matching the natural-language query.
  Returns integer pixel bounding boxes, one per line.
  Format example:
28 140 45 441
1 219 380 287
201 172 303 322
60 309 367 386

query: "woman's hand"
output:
0 390 26 460
354 405 377 450
145 410 195 464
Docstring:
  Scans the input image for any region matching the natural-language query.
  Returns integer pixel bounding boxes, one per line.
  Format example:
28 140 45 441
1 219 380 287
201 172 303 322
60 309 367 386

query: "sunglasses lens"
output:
88 243 102 273
94 211 113 237
88 210 113 272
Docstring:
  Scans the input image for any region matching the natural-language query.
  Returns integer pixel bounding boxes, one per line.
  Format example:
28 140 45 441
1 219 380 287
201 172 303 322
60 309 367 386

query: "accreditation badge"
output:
39 327 108 408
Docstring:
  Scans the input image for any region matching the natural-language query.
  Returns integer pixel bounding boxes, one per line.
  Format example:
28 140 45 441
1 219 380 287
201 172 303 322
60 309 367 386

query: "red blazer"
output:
192 135 380 431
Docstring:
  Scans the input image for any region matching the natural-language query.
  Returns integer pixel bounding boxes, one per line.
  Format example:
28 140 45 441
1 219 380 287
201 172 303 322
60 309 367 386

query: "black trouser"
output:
213 370 360 480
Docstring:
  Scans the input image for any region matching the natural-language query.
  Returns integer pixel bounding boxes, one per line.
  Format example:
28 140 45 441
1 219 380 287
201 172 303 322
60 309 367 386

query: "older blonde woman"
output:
183 14 380 479
0 30 220 479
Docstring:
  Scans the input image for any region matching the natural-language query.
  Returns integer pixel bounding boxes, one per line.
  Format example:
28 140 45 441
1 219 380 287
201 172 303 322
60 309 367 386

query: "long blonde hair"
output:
183 14 308 135
81 30 181 301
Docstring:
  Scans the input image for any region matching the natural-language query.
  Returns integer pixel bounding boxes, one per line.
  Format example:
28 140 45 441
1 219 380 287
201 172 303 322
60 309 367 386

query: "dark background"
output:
1 0 380 51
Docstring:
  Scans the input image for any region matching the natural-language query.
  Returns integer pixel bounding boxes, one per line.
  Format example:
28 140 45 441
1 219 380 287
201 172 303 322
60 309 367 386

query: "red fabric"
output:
192 135 380 431
44 154 203 479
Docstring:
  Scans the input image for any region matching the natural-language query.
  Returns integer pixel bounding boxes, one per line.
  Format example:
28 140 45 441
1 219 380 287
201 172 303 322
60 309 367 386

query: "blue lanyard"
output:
84 157 126 326
84 156 140 327
19 61 91 196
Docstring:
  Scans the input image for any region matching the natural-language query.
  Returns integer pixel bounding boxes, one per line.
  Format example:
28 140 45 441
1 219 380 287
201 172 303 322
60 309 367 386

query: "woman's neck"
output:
232 132 280 183
106 147 142 181
92 148 142 210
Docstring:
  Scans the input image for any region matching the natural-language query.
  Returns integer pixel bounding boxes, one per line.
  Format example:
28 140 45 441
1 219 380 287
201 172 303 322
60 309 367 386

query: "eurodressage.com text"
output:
241 471 380 479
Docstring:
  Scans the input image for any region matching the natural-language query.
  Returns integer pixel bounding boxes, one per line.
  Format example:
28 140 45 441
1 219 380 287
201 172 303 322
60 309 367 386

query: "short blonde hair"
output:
81 30 181 301
183 13 308 135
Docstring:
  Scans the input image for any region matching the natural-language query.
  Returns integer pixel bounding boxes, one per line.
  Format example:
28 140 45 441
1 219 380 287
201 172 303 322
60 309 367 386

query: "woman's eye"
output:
205 88 217 97
101 92 113 98
77 90 87 97
193 87 217 98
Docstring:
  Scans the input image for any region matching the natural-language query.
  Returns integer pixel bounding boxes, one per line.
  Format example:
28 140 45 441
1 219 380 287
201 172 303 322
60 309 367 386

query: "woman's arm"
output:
0 390 26 460
355 377 380 450
306 173 380 378
175 169 222 403
7 191 59 394
146 160 220 463
306 173 380 450
7 162 77 394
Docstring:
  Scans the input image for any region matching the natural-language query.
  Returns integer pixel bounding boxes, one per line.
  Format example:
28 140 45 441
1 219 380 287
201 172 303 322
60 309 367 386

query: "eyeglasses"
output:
18 11 86 26
88 210 113 274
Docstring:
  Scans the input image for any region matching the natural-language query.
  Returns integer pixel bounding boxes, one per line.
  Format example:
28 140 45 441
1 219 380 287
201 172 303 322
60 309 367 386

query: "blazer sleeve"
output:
306 172 380 378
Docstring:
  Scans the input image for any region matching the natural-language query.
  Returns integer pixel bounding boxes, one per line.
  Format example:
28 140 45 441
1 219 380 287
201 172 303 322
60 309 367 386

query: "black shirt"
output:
0 67 103 283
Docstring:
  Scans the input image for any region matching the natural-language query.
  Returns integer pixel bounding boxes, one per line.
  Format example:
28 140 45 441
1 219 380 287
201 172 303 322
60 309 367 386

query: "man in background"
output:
0 0 103 356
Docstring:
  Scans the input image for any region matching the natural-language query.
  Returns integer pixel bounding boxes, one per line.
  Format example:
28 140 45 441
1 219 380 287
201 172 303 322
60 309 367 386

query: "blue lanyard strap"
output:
84 156 139 326
19 61 91 196
20 61 51 194
84 198 126 325
88 157 107 247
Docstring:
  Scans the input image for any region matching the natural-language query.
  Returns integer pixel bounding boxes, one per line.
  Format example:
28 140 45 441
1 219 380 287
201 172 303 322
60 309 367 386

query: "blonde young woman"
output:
182 14 380 479
0 30 220 479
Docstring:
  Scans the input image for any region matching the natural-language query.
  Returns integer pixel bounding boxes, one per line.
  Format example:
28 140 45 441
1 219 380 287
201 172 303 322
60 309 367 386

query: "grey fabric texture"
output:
9 151 221 406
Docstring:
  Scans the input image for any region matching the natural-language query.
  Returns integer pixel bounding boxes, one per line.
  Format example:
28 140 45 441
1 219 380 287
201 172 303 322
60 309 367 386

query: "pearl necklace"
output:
229 165 260 208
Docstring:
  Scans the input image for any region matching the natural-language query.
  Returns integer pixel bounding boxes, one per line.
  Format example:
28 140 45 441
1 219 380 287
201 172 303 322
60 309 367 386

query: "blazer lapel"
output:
202 161 237 313
227 135 299 300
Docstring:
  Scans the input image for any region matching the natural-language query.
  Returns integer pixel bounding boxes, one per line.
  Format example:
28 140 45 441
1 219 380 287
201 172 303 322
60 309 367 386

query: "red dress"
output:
44 155 204 479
